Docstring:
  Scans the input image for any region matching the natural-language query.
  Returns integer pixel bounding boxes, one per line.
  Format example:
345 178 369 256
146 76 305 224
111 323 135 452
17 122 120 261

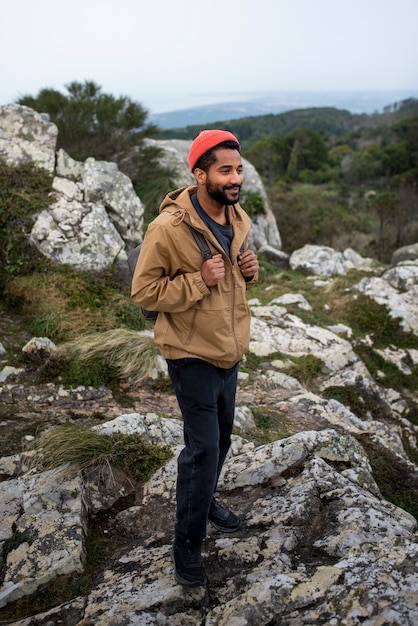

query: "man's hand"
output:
238 249 259 278
201 254 225 287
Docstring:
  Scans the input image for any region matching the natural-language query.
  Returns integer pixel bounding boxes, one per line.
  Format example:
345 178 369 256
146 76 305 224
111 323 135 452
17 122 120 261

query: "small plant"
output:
250 407 291 445
285 354 324 389
31 423 173 482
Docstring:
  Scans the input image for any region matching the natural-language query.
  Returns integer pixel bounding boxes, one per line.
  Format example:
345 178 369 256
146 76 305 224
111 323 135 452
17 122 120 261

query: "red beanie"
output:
188 129 240 171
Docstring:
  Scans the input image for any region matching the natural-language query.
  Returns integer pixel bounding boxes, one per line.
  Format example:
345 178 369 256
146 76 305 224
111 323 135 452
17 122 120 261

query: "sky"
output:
2 0 417 115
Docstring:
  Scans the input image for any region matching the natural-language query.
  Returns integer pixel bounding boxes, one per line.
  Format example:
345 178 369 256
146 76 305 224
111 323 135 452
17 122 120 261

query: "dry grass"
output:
30 422 173 482
31 424 114 477
55 328 161 384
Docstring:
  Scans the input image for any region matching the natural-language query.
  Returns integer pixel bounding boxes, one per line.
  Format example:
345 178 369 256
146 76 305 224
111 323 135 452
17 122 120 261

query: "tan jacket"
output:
131 186 257 369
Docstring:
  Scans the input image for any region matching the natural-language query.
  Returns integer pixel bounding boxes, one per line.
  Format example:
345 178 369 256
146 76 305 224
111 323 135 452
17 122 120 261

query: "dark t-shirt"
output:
191 192 233 259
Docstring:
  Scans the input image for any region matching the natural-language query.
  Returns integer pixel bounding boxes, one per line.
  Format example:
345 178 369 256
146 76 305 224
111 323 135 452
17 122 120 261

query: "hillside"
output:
158 98 418 145
1 104 418 624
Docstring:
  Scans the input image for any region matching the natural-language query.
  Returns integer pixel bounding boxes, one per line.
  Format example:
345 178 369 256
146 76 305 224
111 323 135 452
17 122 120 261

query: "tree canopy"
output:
18 80 158 163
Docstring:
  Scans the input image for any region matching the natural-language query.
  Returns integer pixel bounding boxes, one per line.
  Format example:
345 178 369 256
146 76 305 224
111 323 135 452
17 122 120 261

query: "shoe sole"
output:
171 548 207 587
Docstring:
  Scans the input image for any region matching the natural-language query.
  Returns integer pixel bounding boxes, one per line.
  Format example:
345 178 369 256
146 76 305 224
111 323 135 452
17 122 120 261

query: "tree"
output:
243 136 284 184
282 128 329 179
18 80 157 161
367 191 401 261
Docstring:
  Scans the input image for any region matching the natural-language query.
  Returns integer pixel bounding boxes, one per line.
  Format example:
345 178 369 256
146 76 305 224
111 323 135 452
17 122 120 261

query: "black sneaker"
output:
171 539 206 587
208 498 241 533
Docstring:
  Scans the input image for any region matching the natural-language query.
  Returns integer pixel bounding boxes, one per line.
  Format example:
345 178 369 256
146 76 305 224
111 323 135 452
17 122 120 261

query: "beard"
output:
206 180 241 206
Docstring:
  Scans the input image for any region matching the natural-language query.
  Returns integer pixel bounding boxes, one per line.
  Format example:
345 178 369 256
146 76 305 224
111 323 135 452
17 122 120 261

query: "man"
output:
131 129 259 586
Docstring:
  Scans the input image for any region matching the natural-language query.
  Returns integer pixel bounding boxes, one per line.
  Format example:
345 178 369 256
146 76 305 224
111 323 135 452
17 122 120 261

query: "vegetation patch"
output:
359 436 418 520
39 328 161 388
284 354 324 389
322 384 393 422
5 268 145 343
31 423 173 483
239 189 266 218
250 407 292 445
0 161 52 292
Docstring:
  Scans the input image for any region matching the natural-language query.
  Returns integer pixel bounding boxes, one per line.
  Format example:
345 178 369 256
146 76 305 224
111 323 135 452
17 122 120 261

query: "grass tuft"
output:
31 423 173 482
40 328 161 388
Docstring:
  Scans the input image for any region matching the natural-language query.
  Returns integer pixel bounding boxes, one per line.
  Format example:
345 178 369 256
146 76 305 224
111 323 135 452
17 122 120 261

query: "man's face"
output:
205 148 244 206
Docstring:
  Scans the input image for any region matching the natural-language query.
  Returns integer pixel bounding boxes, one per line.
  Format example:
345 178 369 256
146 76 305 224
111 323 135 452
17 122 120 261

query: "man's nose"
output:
230 170 243 184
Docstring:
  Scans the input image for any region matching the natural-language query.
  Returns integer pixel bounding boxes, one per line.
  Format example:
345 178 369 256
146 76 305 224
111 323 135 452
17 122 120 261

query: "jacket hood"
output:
158 185 249 232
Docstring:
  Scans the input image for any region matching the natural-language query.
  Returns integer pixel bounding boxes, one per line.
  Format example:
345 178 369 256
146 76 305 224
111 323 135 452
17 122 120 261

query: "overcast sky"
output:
2 0 417 114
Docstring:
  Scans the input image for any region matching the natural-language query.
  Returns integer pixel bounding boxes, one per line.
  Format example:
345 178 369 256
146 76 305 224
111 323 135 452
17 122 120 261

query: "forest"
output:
17 82 418 263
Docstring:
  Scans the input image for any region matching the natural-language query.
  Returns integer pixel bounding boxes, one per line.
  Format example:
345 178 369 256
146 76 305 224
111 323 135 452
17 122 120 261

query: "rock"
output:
290 244 376 276
0 470 87 608
30 199 125 270
82 157 144 246
22 337 57 362
258 243 290 267
0 104 57 174
0 366 24 383
354 263 418 334
392 242 418 264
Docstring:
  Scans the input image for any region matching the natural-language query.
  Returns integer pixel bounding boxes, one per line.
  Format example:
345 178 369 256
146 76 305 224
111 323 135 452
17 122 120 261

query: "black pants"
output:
167 358 239 543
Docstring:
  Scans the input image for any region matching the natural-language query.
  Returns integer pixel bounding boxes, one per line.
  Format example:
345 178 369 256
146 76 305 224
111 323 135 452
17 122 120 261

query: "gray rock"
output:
0 104 57 173
355 263 418 334
30 200 125 270
0 470 87 608
391 242 418 264
290 244 376 276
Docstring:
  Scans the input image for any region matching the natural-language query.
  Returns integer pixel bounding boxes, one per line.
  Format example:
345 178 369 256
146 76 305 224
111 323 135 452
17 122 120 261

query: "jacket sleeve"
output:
131 221 210 313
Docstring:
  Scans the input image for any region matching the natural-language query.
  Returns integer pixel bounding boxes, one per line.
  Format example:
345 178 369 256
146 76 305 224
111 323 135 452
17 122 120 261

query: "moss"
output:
354 343 418 397
38 355 119 390
342 293 418 348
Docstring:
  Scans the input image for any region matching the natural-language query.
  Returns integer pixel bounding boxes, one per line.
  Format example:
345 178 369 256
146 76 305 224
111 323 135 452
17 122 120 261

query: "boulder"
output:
0 104 57 174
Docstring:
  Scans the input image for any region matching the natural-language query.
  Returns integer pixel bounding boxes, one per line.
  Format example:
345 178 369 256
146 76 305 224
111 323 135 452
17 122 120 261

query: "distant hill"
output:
151 90 418 130
156 98 418 146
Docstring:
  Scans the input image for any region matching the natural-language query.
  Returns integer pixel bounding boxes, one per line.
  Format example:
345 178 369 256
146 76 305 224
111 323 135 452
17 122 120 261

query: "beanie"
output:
188 129 240 172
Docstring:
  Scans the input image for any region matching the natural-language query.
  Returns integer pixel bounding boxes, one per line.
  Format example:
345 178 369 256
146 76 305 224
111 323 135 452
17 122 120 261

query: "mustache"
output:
224 184 241 191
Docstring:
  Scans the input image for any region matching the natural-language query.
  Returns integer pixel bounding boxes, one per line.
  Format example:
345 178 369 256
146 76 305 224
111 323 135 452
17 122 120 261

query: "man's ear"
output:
194 168 207 185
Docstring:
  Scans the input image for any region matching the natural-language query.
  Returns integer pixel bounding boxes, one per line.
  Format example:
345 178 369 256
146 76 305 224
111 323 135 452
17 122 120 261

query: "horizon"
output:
3 0 417 118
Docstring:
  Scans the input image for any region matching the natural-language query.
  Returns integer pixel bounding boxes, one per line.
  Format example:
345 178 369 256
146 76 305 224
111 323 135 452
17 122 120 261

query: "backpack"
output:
128 225 212 321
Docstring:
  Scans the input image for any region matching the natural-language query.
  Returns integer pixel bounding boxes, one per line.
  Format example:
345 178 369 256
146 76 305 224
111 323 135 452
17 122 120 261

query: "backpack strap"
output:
188 226 212 260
